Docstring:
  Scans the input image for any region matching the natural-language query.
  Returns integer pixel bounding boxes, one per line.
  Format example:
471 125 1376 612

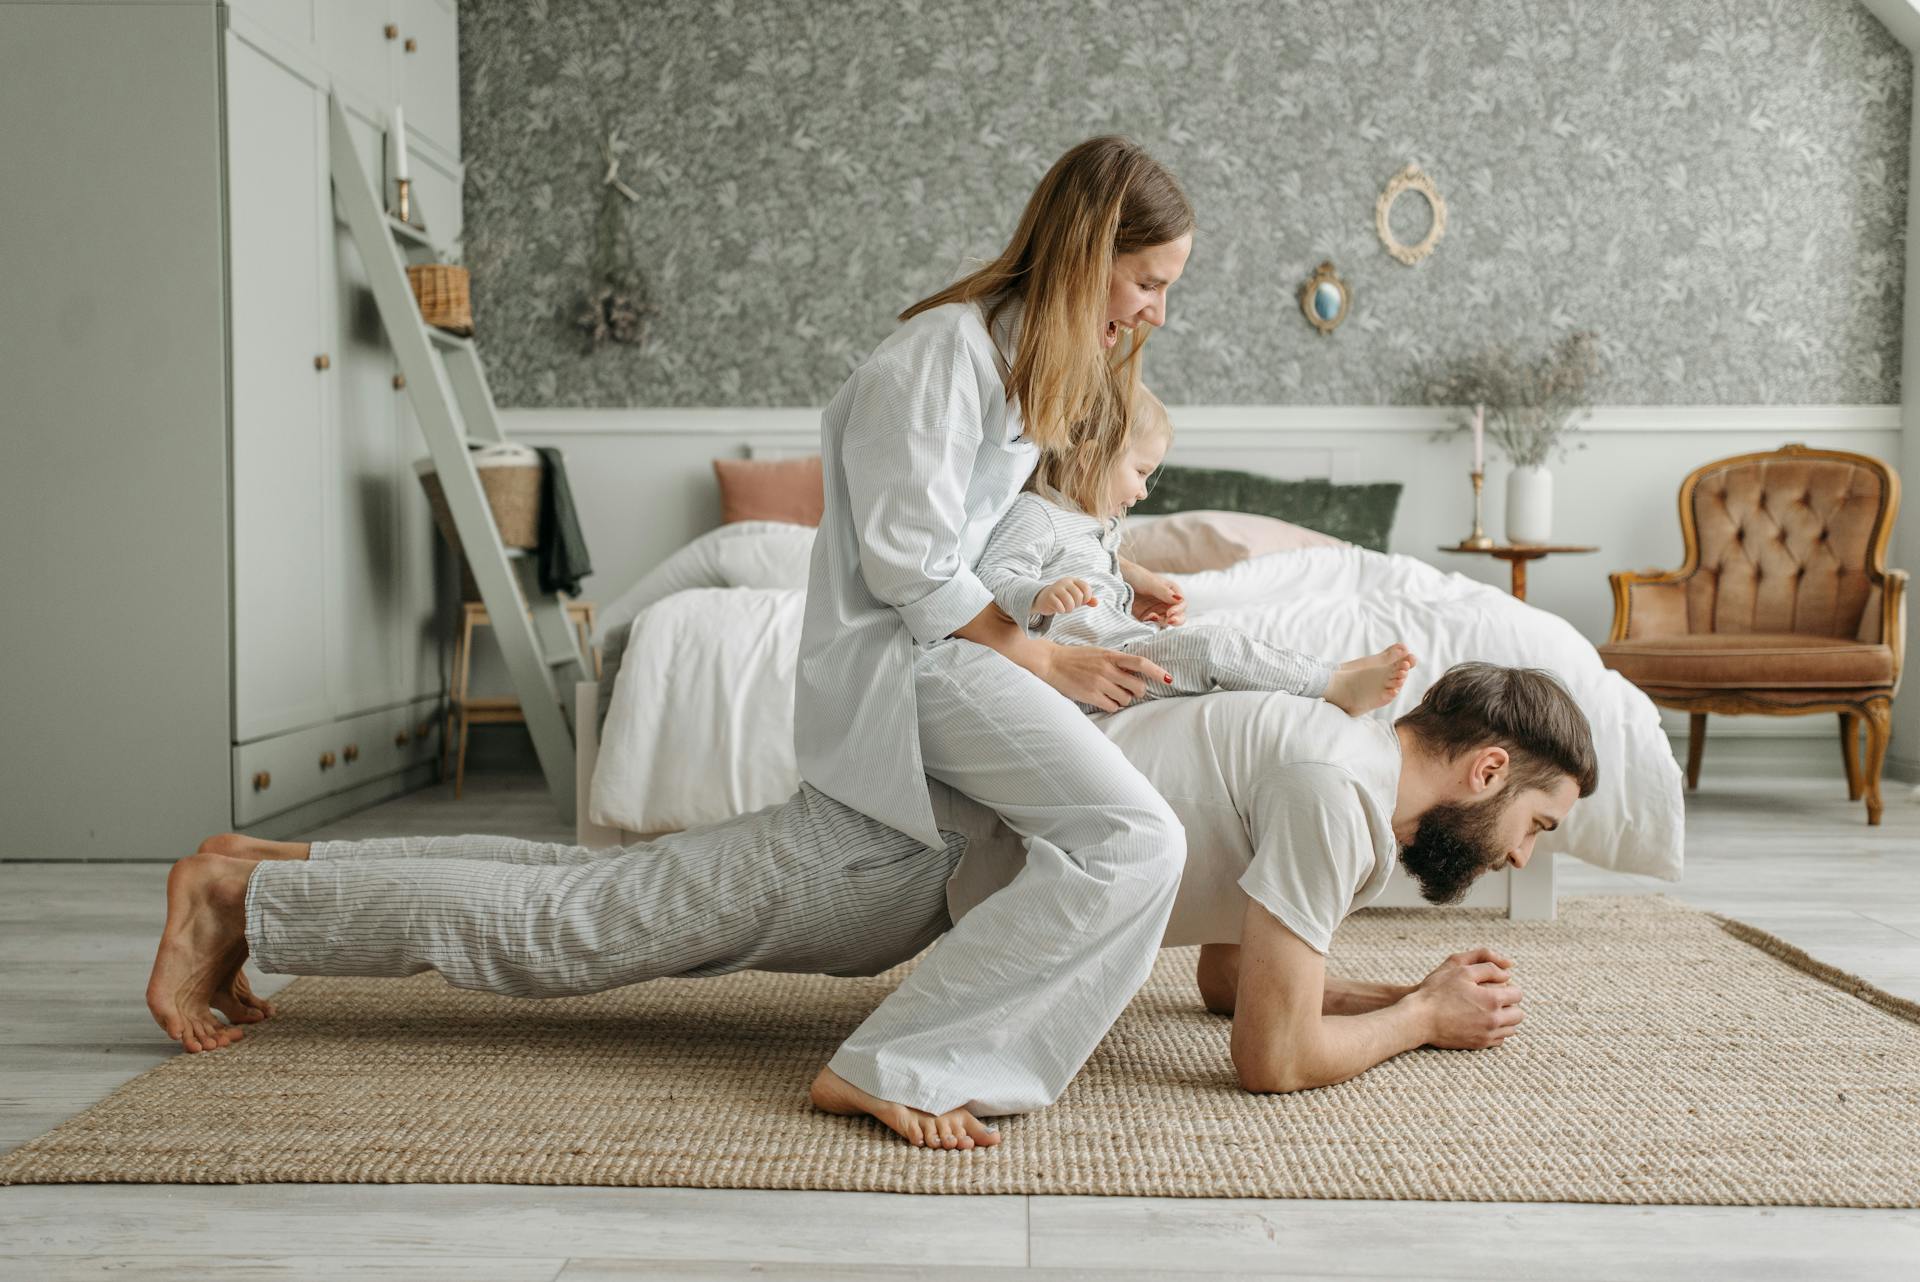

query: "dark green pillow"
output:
1134 464 1401 553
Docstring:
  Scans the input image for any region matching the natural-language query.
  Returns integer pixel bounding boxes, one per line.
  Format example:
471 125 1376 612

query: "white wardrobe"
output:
0 0 465 857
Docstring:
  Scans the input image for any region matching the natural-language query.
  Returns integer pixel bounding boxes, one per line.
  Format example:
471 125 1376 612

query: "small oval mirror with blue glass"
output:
1299 261 1349 335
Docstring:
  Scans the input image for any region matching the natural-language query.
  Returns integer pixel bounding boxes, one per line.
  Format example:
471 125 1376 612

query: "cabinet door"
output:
318 0 395 113
396 0 460 158
228 34 332 741
227 0 316 51
325 107 405 719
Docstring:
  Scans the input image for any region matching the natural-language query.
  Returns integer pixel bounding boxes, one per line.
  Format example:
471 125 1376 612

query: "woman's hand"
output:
1035 641 1174 712
1033 576 1096 616
1121 559 1185 627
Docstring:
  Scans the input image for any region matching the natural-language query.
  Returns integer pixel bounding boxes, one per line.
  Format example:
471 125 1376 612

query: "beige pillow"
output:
712 455 825 526
1120 509 1345 574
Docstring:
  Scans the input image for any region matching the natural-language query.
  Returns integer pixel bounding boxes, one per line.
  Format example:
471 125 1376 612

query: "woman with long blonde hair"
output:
797 136 1197 1147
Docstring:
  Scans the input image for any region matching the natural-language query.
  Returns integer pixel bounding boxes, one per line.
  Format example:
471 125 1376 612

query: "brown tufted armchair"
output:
1598 444 1905 824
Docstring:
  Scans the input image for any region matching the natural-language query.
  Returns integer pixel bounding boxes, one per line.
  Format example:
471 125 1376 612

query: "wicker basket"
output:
407 264 473 336
416 454 541 600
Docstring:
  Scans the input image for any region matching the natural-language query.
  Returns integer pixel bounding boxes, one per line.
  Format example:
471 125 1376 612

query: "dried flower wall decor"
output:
572 128 657 353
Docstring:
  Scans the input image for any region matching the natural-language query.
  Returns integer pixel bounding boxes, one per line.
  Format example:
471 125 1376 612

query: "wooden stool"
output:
446 600 601 798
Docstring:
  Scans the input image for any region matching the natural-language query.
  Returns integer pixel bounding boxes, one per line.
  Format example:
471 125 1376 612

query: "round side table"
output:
1437 544 1597 602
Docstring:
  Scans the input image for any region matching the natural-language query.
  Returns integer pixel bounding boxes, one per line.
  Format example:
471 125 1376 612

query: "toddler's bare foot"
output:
1325 643 1416 715
810 1067 1001 1150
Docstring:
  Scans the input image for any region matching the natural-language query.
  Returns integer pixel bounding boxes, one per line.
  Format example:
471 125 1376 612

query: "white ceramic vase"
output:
1505 465 1554 545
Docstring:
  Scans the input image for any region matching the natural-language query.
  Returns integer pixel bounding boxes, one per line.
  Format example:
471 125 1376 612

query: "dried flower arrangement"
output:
573 128 657 354
1420 332 1604 468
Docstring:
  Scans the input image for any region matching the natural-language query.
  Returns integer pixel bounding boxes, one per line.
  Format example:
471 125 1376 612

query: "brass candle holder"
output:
1461 470 1494 549
393 177 413 225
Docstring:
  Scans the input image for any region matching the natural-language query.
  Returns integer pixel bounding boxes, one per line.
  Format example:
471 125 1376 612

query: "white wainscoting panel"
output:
484 404 1902 744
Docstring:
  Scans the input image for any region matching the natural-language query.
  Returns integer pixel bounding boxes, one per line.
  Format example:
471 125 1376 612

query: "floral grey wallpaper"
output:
459 0 1911 407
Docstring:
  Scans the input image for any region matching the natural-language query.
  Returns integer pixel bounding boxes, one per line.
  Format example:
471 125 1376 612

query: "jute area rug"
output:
3 896 1917 1204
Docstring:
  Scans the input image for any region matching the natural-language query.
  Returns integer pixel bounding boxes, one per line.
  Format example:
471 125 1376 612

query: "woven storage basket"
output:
415 453 541 600
407 264 473 336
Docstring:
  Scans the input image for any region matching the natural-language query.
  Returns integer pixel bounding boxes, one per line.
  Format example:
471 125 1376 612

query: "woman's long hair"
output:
899 137 1194 455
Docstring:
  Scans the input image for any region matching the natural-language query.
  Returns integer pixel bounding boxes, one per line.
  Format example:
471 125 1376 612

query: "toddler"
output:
976 388 1413 715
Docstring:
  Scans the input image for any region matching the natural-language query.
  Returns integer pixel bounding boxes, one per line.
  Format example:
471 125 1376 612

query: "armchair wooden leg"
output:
1685 712 1707 791
1840 712 1864 802
1861 702 1891 826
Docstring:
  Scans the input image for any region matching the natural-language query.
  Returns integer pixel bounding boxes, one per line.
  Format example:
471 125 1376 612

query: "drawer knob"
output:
314 353 331 371
416 720 432 737
385 23 399 39
394 729 410 746
343 744 360 763
405 36 418 53
253 771 271 792
392 373 407 390
319 751 337 769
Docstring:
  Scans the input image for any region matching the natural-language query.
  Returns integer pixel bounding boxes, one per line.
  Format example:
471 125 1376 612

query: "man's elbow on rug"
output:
1195 944 1238 1016
1229 1036 1325 1095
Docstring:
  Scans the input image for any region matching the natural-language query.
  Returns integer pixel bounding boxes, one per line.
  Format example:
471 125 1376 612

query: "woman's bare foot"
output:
1324 643 1416 715
146 852 259 1053
809 1067 1001 1150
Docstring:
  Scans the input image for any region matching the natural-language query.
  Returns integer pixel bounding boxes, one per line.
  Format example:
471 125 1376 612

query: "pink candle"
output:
1471 403 1485 474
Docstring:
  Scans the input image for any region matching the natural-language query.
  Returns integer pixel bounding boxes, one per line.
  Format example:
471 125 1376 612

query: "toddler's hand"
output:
1127 567 1184 627
1033 576 1097 616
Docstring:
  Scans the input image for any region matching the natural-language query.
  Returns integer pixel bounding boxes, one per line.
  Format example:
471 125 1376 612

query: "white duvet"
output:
590 524 1685 879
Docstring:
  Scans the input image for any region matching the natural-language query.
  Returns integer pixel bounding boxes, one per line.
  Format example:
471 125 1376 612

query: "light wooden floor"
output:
5 739 1920 1280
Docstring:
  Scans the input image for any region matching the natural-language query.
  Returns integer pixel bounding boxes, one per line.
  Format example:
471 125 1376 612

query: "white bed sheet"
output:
589 526 1685 879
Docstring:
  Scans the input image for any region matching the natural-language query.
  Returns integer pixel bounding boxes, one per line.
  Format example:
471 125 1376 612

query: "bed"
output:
572 519 1686 921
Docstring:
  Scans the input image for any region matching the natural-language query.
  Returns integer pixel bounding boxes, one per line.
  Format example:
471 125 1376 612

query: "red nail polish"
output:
1164 674 1173 683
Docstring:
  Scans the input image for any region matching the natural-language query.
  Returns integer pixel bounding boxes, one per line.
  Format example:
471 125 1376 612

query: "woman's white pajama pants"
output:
823 638 1188 1118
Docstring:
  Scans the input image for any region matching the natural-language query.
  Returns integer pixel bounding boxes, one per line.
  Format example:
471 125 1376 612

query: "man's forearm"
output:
1235 996 1434 1094
1322 975 1413 1016
1197 947 1409 1019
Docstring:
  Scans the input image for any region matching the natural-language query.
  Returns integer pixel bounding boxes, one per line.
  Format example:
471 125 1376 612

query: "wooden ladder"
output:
327 94 589 820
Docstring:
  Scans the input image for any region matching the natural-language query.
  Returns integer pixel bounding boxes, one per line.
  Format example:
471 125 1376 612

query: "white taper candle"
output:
392 105 410 181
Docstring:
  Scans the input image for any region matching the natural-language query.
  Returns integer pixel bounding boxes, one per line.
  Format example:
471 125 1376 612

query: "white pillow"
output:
593 521 815 647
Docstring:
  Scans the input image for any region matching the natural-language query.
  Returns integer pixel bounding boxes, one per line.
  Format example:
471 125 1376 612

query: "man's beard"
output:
1398 792 1512 905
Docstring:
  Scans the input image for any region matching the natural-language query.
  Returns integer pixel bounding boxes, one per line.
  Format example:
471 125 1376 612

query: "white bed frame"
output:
573 681 1555 920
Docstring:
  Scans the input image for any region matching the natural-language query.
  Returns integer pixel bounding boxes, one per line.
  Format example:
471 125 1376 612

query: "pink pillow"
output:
1119 509 1345 573
712 455 824 526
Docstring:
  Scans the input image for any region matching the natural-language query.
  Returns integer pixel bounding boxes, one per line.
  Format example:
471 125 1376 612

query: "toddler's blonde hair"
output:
1029 386 1171 517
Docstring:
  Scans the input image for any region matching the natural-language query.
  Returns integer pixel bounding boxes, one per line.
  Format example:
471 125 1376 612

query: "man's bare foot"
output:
211 964 275 1025
1324 643 1416 715
146 852 259 1053
193 835 299 1021
809 1067 1001 1150
197 832 311 861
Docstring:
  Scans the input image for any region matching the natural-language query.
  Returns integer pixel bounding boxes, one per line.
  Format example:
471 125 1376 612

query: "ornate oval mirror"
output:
1299 261 1349 335
1375 163 1447 266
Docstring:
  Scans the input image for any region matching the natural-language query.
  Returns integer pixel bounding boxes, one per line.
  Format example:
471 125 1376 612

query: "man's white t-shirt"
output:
935 692 1401 954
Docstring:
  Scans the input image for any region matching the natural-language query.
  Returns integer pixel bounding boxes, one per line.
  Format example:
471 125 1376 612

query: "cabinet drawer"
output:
234 696 443 825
